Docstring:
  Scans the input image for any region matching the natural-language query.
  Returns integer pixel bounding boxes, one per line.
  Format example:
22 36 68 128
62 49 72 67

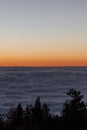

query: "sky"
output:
0 0 87 66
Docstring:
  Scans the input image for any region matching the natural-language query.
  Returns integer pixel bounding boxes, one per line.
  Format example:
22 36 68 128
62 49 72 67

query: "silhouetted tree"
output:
24 105 32 125
61 89 86 130
41 103 50 129
16 103 23 124
32 97 43 125
42 103 49 116
62 89 86 115
0 114 4 130
7 103 23 129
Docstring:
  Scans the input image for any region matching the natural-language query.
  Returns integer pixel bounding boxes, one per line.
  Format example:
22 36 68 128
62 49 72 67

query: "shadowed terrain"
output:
0 88 87 130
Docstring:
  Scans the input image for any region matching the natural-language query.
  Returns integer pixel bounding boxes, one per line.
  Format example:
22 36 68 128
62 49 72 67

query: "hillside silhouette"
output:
0 89 87 130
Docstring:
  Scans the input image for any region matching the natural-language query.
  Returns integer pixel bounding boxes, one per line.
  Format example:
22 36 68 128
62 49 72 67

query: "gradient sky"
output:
0 0 87 66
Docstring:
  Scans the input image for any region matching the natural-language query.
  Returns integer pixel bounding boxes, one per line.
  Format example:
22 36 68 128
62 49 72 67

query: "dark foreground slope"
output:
0 89 87 130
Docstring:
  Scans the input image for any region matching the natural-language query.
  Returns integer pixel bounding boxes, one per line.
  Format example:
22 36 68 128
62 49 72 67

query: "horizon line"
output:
0 65 87 68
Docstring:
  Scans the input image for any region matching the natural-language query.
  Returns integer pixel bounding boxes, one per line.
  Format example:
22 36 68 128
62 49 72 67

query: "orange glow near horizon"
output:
0 55 87 66
0 1 87 67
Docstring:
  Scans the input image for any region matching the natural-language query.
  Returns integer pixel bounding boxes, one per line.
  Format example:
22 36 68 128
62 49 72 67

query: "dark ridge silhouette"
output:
0 88 87 130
